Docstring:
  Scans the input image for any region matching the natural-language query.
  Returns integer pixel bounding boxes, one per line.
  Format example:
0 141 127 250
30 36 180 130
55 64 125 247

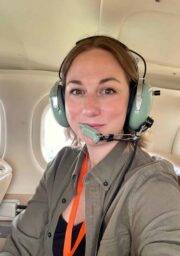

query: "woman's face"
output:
65 48 129 145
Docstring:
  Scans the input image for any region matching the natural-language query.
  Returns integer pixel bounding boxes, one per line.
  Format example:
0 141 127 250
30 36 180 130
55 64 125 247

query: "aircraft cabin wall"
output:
0 71 180 203
0 70 58 201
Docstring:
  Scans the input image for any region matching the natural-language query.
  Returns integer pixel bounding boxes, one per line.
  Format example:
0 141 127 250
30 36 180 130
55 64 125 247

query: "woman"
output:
1 35 180 256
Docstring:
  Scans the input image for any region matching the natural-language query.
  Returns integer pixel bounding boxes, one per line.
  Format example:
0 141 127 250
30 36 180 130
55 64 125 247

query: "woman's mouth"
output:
83 123 104 130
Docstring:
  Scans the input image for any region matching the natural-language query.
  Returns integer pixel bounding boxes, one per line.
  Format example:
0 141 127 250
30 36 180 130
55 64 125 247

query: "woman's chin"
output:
82 137 97 146
82 136 110 147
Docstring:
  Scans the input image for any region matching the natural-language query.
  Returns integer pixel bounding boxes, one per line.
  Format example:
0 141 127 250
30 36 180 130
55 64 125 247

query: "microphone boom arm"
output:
79 117 153 144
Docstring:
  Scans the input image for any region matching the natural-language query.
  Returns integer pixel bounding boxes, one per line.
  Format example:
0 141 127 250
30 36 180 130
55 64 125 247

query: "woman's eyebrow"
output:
99 77 121 84
66 77 120 85
66 80 82 85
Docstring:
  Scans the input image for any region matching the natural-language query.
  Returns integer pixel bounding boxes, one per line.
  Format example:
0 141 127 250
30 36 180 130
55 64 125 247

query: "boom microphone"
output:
79 124 139 143
79 117 153 144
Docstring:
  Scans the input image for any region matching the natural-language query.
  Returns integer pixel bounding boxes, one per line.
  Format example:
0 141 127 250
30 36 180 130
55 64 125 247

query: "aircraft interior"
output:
0 0 180 251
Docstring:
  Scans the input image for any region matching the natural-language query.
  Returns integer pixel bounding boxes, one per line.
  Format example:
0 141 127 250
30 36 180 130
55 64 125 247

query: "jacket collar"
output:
82 142 134 191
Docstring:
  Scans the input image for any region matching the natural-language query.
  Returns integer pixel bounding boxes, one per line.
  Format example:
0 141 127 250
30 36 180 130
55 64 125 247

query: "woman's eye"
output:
70 89 84 95
102 88 116 95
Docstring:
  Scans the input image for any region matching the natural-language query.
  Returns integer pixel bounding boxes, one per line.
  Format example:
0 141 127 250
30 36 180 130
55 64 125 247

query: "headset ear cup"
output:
49 81 69 127
128 82 152 130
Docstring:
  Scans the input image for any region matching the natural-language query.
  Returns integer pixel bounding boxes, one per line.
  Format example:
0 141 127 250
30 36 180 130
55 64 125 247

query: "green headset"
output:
49 37 153 132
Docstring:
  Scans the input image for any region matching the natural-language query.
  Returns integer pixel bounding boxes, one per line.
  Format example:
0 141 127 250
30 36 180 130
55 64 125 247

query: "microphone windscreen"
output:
79 124 101 143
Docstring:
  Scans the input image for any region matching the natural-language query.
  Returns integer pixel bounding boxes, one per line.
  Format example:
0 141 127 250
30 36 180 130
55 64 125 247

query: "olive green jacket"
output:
1 142 180 256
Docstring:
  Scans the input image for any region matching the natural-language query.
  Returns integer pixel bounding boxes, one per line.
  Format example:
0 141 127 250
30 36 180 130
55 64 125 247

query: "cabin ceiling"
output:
0 0 180 89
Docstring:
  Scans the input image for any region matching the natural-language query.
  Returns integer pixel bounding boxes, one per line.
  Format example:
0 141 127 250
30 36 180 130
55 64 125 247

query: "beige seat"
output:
0 160 12 252
0 160 12 203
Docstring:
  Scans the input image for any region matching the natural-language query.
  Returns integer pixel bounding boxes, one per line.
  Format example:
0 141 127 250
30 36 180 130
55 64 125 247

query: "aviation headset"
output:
49 35 153 132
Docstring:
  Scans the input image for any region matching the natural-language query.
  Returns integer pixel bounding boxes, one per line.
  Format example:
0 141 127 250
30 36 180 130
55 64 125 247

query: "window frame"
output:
31 95 48 169
31 94 71 169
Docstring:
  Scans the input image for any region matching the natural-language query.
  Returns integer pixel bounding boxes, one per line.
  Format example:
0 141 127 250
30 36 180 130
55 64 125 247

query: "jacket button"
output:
103 181 109 186
62 198 66 203
48 232 52 238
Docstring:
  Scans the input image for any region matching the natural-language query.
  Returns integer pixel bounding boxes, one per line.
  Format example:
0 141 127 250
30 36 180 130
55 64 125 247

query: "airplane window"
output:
41 107 72 162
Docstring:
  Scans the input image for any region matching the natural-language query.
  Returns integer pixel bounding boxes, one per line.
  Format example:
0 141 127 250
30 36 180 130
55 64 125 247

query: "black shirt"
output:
53 215 85 256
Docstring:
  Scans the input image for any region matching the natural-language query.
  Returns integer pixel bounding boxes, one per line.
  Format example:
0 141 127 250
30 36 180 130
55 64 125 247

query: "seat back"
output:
0 160 12 203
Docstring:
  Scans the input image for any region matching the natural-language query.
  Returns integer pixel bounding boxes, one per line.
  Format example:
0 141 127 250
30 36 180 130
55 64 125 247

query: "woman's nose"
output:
82 94 100 116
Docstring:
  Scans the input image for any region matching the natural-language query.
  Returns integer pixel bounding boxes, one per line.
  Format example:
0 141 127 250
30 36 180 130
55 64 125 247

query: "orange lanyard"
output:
63 155 88 256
